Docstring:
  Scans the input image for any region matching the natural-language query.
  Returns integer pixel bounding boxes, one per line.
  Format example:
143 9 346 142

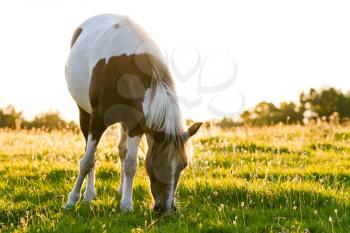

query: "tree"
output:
278 101 303 124
240 102 279 126
22 111 77 130
300 88 350 122
0 105 24 129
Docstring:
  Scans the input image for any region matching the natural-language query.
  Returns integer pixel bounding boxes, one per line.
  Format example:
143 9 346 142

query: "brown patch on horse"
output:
71 28 83 48
89 54 154 137
89 50 185 152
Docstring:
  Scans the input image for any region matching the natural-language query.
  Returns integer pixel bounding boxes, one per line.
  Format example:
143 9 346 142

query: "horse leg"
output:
84 164 96 202
117 124 128 194
76 107 97 202
65 108 105 208
120 134 141 212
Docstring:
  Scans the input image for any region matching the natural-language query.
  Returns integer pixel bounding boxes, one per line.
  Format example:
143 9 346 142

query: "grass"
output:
1 123 350 232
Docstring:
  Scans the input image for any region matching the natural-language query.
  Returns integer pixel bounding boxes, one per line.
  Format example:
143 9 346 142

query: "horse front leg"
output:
83 165 96 202
118 124 128 194
120 135 141 212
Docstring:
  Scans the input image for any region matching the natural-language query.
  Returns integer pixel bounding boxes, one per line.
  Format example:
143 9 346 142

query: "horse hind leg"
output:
65 108 105 208
76 107 97 203
118 123 128 194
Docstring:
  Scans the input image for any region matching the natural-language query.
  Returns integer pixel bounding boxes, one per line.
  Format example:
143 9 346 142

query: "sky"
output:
1 0 350 121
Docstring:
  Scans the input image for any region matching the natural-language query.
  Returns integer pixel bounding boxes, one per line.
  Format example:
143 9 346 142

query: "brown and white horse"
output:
65 14 202 213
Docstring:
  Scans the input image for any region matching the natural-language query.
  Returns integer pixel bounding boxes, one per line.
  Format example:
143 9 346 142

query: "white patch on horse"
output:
121 136 141 212
142 88 151 115
166 158 177 209
83 166 96 202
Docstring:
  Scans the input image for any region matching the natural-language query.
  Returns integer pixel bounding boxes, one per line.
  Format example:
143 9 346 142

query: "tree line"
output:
216 87 350 128
1 87 350 130
0 105 78 131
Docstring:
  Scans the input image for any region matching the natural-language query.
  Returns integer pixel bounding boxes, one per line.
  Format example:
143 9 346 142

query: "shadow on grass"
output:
47 169 75 182
309 143 350 152
206 142 293 155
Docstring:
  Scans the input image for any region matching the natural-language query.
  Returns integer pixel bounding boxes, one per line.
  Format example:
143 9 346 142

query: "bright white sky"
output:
1 0 350 121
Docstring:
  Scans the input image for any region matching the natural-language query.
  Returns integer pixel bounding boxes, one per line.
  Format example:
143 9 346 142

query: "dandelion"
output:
334 209 338 214
240 202 245 208
328 216 333 222
232 220 237 226
131 227 143 233
293 206 297 210
213 191 218 196
218 203 224 212
314 210 318 215
20 217 26 227
304 228 310 233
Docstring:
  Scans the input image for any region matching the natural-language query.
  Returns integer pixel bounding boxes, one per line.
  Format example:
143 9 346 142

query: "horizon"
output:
1 0 350 122
2 85 348 122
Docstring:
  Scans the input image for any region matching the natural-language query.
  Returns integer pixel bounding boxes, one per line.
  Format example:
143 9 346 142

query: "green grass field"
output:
1 124 350 233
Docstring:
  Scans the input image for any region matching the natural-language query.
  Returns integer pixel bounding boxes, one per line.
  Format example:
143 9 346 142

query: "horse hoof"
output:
64 202 76 209
120 202 133 212
83 191 96 202
81 199 92 206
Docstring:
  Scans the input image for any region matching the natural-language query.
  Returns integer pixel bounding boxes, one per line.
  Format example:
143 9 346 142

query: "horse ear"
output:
183 122 203 140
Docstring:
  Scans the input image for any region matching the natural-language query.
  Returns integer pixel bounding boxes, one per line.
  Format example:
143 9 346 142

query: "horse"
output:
64 14 203 213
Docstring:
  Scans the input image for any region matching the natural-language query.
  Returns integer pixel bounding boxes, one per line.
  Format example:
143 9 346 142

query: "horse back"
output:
65 14 162 117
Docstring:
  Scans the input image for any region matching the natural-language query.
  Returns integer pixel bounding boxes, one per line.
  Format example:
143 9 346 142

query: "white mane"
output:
142 57 185 138
145 82 185 137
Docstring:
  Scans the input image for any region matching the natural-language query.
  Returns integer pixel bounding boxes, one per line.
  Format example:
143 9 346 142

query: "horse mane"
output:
143 55 189 164
144 55 185 137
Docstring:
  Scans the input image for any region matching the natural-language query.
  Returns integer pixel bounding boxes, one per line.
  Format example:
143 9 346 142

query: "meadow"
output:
1 123 350 233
